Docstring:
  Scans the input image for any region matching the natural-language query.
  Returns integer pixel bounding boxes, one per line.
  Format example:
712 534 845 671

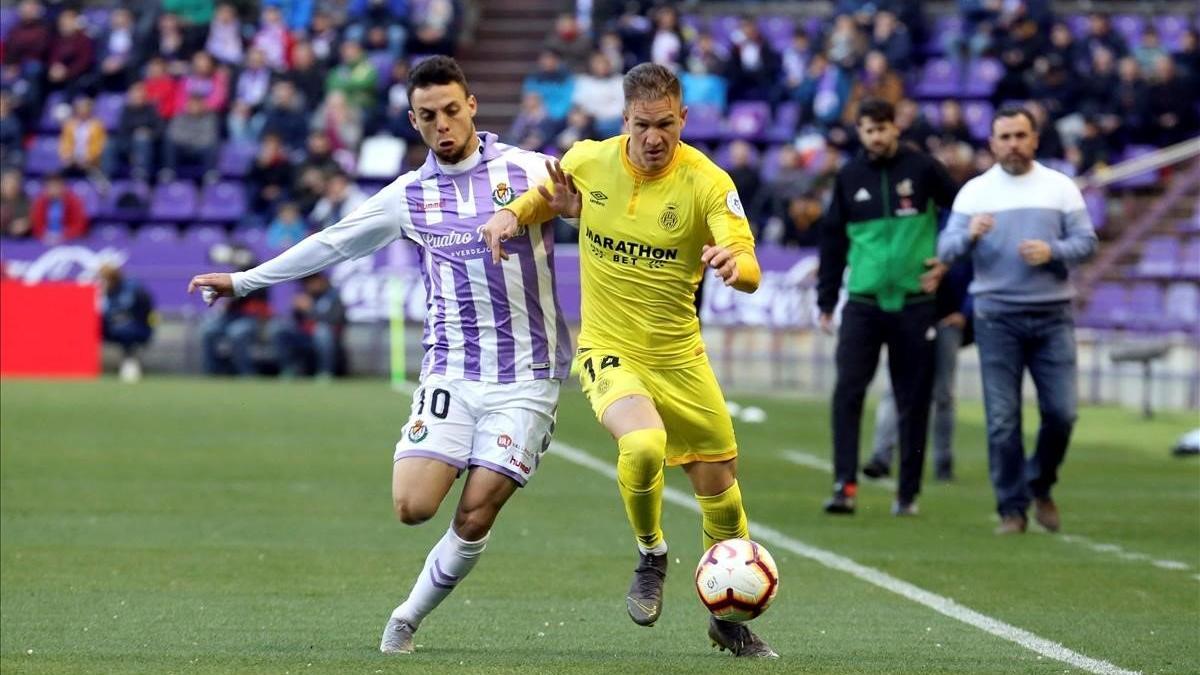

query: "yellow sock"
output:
616 428 668 552
695 480 749 550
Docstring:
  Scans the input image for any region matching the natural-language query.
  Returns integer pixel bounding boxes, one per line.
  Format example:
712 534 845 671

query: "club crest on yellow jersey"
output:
658 203 681 232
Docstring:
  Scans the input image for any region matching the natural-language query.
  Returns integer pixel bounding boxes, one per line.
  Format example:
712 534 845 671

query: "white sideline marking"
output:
782 449 1195 578
551 441 1140 675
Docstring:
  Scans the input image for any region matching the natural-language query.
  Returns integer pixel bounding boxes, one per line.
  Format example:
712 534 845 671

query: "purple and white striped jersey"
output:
317 132 572 383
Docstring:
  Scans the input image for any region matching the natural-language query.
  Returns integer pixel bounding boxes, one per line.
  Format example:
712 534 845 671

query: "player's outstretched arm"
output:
188 273 234 306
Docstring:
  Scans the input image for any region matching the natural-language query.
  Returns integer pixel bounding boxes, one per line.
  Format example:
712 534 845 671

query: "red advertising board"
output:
0 281 99 378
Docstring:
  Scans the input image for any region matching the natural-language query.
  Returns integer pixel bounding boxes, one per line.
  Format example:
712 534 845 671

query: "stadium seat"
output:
1110 145 1160 189
368 53 396 88
0 6 16 39
100 179 151 221
680 14 705 39
82 7 111 32
766 102 800 143
134 224 178 244
680 105 723 142
69 180 103 217
758 16 796 52
1182 239 1200 280
963 58 1003 98
724 102 771 141
91 222 132 245
1154 16 1189 51
962 100 994 141
38 91 69 133
183 225 227 246
148 181 199 222
1179 213 1200 234
357 135 406 179
94 93 125 131
217 142 257 178
24 136 62 176
758 145 784 180
1163 282 1200 332
926 16 963 54
197 181 248 224
1111 15 1146 48
912 58 962 99
710 15 742 50
1066 15 1091 38
1080 282 1129 329
1084 189 1107 231
1136 236 1179 277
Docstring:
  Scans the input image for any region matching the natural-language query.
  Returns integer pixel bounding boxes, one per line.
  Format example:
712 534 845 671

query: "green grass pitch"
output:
2 378 1197 674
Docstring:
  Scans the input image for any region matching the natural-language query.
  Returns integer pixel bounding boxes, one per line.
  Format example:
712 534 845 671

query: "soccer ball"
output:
694 538 779 622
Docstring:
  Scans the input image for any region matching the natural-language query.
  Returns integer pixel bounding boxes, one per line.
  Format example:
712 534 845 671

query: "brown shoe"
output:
994 514 1027 535
1034 498 1060 533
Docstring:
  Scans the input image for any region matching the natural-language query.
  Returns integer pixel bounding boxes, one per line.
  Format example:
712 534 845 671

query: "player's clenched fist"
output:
188 272 234 305
701 244 740 286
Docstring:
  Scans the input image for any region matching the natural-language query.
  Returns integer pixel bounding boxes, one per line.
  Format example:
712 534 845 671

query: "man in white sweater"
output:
938 106 1098 535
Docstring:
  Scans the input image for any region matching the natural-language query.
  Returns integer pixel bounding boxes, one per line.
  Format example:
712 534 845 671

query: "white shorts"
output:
393 374 560 487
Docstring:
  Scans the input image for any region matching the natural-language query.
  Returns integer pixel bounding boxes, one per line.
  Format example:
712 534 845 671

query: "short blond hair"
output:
622 63 682 108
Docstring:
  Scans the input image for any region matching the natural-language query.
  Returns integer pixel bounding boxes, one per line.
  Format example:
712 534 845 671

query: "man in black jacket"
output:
817 98 958 516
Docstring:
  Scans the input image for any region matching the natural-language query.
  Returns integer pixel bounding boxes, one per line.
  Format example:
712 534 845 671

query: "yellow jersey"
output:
506 135 760 368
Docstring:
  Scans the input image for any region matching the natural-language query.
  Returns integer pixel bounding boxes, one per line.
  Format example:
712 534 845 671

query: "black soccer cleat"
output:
708 616 779 658
862 458 891 479
822 482 857 515
626 551 668 626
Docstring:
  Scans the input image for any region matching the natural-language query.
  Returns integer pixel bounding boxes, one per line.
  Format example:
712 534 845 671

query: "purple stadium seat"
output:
1084 189 1107 231
712 142 760 171
368 53 395 88
766 101 800 143
1081 282 1129 329
0 6 17 39
1042 159 1077 177
100 179 151 220
38 91 69 133
197 181 248 223
232 226 266 247
1137 236 1179 277
918 101 941 126
184 225 226 245
24 136 63 176
82 7 111 32
802 17 822 40
91 222 132 245
758 145 784 181
1110 145 1159 189
69 180 102 217
1066 15 1090 38
680 105 723 142
1179 212 1200 234
912 58 962 99
963 58 1003 98
217 142 257 178
134 224 178 244
1182 239 1200 280
24 179 42 198
94 93 125 131
710 15 741 49
1154 16 1189 51
962 101 993 140
1111 15 1146 49
724 101 771 141
1164 282 1200 333
680 14 705 39
1127 282 1166 329
924 16 962 55
148 181 198 222
758 16 796 52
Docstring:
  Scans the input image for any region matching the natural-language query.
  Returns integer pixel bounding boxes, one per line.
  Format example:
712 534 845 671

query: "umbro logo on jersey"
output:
589 191 608 206
854 188 871 202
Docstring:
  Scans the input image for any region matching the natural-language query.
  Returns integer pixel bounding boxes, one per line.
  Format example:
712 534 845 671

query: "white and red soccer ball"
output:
694 538 780 622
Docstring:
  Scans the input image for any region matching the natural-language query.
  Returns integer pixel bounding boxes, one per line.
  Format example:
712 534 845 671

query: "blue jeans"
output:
975 307 1078 516
274 322 339 377
202 315 260 376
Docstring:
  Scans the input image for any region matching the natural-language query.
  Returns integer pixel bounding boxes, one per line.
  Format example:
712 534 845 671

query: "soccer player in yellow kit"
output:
482 63 776 658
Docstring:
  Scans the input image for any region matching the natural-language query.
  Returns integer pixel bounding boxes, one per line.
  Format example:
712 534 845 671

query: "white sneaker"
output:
379 616 416 654
118 357 142 383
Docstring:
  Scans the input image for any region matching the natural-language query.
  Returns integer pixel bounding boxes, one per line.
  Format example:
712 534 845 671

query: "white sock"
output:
638 539 668 556
391 526 489 628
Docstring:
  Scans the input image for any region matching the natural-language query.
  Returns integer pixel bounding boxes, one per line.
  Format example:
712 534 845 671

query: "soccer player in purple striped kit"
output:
188 56 571 654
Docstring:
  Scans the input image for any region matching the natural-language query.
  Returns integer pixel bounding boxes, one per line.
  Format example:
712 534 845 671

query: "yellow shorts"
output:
574 348 738 466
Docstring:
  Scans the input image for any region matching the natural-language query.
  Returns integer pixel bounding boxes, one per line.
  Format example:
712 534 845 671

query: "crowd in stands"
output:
511 1 1199 245
0 0 1197 251
1 0 460 242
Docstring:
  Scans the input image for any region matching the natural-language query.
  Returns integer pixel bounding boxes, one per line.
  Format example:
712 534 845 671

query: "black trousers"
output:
831 299 937 502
